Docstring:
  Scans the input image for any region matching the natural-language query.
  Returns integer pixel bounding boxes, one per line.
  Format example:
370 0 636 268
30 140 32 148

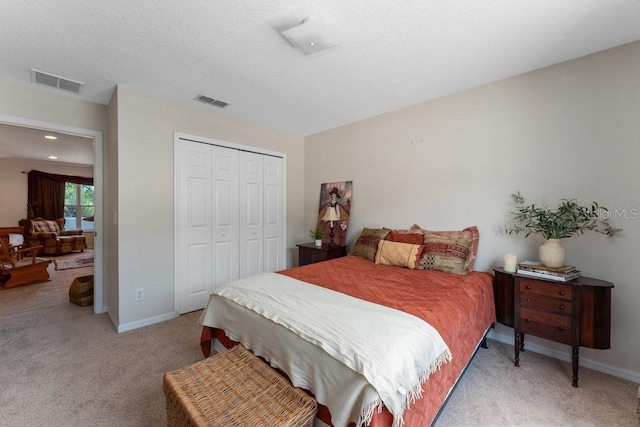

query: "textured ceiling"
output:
1 0 640 139
0 123 94 166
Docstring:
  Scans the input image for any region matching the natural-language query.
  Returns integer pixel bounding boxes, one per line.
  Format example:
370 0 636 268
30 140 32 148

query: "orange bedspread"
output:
201 255 495 427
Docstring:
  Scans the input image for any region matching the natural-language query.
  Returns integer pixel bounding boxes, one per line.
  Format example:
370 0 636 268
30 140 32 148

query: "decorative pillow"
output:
32 220 60 234
419 233 473 275
374 240 423 269
410 224 479 271
385 229 424 245
349 228 390 261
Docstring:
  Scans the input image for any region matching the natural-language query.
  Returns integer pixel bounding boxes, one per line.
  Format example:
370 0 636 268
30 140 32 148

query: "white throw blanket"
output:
212 272 452 427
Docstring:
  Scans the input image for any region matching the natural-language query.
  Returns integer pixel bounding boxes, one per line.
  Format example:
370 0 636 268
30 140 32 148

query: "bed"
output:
199 226 496 427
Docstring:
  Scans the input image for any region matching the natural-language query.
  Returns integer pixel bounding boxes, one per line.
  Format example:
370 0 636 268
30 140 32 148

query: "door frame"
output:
173 132 287 313
0 114 104 313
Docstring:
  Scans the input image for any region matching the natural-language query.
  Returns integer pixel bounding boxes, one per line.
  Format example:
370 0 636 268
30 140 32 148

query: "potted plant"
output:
309 225 324 247
503 192 621 267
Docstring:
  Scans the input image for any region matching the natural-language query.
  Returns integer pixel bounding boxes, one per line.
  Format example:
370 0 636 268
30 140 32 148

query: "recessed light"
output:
48 155 58 160
44 135 58 140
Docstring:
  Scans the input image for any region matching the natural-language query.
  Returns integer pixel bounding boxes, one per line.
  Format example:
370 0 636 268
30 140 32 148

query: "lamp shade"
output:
322 206 340 222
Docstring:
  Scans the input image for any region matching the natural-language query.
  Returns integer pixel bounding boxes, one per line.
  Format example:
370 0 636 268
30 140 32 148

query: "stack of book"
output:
516 260 580 282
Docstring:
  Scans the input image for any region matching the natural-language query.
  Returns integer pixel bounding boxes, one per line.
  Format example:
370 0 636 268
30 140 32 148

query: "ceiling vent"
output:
30 69 83 94
195 94 229 109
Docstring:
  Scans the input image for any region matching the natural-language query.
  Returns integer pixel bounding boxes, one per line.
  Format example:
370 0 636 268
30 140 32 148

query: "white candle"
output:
503 253 517 273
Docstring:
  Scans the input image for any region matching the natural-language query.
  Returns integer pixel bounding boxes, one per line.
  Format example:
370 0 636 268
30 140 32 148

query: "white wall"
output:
0 158 93 225
113 86 306 329
305 41 640 380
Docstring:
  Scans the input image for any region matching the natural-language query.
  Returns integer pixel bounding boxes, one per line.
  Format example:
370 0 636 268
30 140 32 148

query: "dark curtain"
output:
27 170 93 219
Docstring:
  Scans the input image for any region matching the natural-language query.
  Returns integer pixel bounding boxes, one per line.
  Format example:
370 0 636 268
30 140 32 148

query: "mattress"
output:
200 255 496 426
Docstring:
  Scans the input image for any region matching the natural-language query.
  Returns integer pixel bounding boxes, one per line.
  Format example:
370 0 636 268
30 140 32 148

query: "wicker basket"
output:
69 275 94 306
163 344 317 427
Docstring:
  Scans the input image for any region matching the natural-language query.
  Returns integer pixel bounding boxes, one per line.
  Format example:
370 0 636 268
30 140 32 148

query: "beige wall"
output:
105 87 120 325
0 158 93 225
0 80 107 131
305 41 640 380
114 86 305 327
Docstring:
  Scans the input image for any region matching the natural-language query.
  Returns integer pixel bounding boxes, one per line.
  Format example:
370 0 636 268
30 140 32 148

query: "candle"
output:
503 253 517 273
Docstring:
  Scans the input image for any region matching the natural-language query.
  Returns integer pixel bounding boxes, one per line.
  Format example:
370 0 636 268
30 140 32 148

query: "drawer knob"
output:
559 326 565 331
525 318 531 323
559 304 565 310
559 290 565 296
526 285 531 289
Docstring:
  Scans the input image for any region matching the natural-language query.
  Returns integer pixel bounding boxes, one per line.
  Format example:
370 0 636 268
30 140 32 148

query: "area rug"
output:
54 255 94 271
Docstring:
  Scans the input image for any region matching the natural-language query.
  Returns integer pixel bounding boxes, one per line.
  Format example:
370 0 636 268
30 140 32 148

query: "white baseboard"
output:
116 311 180 333
487 330 640 383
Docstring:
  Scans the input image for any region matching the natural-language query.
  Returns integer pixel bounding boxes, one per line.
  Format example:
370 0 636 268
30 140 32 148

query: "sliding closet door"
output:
176 135 285 314
263 155 284 272
239 151 264 278
176 140 213 313
212 146 240 286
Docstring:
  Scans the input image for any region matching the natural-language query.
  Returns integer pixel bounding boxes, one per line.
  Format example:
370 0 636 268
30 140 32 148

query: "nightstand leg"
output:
514 331 521 367
572 347 579 387
520 332 525 351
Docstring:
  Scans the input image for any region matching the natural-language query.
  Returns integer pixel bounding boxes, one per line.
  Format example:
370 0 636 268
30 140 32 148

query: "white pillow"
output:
8 233 24 247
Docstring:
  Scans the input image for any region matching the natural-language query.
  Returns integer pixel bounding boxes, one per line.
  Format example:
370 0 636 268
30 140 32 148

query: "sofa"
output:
19 218 87 255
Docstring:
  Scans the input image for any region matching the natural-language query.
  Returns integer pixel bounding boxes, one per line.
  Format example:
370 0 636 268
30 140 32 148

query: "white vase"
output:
539 239 566 268
314 239 322 247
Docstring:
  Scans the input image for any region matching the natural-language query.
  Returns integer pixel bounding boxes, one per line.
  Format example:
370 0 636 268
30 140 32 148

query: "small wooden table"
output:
297 242 347 266
494 267 613 387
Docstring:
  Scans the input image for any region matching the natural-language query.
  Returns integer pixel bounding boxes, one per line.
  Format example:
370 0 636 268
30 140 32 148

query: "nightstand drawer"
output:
519 307 572 344
519 279 572 300
520 294 573 315
297 243 347 266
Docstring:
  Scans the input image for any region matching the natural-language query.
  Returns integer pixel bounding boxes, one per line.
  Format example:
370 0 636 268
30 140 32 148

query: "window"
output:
64 183 94 230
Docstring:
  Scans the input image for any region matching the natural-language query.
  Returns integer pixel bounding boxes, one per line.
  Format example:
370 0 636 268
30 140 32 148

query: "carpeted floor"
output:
1 256 638 426
0 255 203 427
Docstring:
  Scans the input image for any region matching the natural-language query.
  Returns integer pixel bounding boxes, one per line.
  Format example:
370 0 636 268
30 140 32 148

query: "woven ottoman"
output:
68 275 94 306
163 344 317 427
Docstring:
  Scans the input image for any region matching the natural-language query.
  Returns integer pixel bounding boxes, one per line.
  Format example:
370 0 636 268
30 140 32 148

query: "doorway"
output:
0 114 104 314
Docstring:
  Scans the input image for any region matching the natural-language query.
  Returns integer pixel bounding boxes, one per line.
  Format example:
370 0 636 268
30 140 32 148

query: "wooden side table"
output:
494 267 613 387
297 242 347 266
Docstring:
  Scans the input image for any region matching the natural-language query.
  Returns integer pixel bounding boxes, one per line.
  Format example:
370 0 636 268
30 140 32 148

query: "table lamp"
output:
322 206 340 246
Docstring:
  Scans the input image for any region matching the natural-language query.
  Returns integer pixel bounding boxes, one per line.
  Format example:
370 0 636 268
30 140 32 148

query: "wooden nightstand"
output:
297 243 347 267
494 268 613 387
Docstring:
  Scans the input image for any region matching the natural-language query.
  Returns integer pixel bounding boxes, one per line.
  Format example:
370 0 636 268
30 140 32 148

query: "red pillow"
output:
386 229 424 245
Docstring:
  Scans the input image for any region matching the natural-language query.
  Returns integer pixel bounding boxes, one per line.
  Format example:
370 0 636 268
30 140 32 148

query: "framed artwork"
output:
317 181 352 246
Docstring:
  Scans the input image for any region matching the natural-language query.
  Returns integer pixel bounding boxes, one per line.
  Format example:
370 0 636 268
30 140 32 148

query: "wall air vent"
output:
195 94 229 108
30 69 83 94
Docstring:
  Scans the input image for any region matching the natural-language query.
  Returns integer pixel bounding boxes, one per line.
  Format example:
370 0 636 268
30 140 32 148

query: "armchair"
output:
19 217 87 255
1 229 51 289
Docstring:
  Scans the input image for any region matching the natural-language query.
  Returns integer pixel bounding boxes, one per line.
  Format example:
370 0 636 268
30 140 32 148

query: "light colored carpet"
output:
434 340 640 426
1 255 638 426
0 255 203 427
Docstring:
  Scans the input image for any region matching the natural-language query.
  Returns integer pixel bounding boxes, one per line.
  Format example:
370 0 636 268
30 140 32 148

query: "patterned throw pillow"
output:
410 224 479 272
374 240 423 269
385 229 424 245
349 228 390 261
419 232 474 275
